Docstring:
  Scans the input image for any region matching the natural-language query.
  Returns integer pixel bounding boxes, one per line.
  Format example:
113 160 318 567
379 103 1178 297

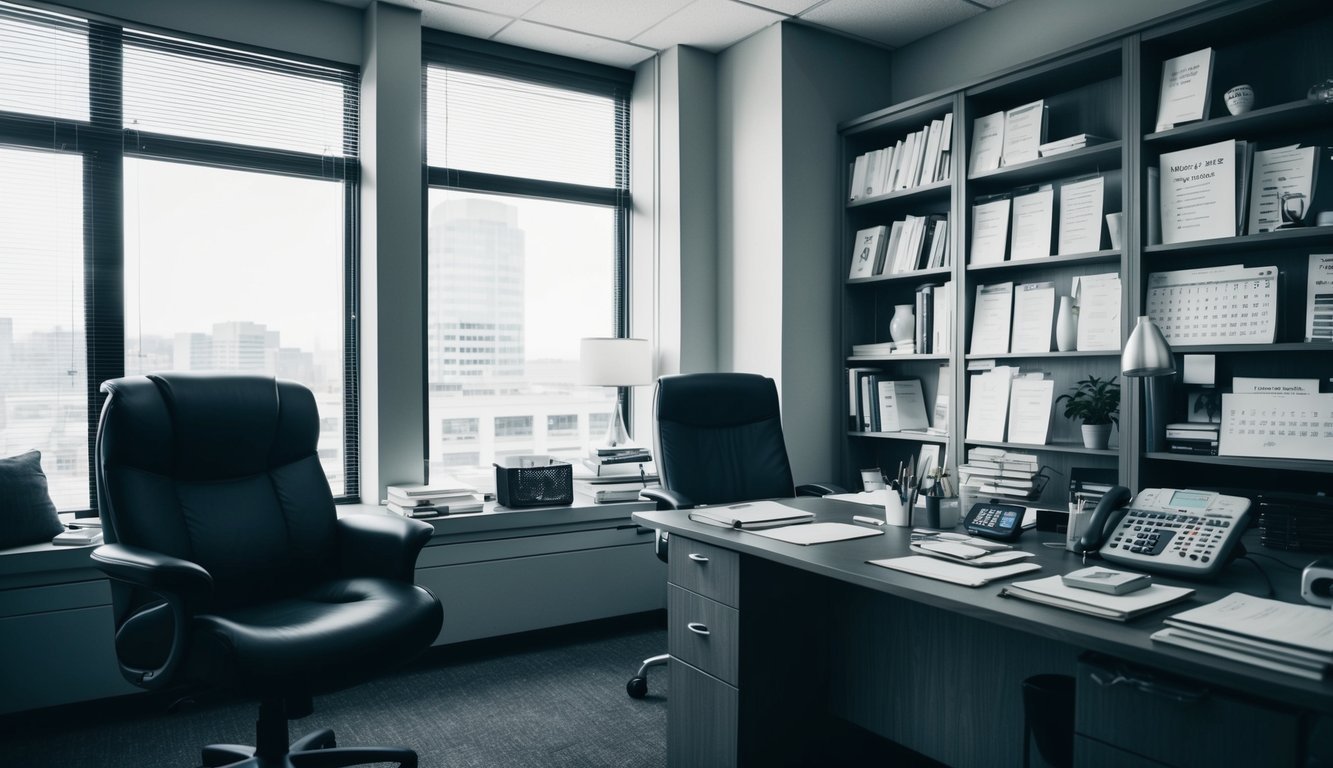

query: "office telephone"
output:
1073 487 1250 578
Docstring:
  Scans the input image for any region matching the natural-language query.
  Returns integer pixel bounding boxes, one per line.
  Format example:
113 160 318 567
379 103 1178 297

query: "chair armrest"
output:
90 543 213 690
336 513 434 582
796 482 845 497
641 487 697 510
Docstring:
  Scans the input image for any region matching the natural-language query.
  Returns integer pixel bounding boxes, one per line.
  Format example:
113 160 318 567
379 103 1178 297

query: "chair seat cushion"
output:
189 577 442 696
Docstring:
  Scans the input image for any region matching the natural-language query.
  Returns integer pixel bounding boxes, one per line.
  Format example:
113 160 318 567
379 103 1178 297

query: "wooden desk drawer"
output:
668 536 739 607
1075 655 1301 768
668 658 737 768
668 584 739 686
1075 735 1169 768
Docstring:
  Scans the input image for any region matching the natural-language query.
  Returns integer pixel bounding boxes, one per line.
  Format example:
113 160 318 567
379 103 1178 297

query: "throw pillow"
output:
0 450 64 549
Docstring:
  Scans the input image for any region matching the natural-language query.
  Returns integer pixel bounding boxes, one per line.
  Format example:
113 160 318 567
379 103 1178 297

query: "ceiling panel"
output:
522 0 694 41
494 19 657 68
420 3 511 39
968 0 1013 8
799 0 982 49
738 0 827 14
634 0 785 53
425 0 543 16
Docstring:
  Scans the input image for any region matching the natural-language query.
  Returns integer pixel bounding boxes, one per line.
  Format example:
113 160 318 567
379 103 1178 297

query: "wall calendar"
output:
1146 264 1277 345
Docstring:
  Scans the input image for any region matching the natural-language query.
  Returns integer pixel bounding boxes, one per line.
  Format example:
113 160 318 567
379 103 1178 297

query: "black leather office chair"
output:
626 372 840 698
91 374 443 768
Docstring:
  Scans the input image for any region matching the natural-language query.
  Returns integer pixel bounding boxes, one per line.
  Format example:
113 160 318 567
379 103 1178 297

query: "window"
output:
0 3 359 510
424 35 632 487
441 417 478 441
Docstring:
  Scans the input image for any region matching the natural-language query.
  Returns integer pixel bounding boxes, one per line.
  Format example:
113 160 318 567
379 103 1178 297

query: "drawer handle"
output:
1090 670 1210 704
686 622 710 636
688 553 710 563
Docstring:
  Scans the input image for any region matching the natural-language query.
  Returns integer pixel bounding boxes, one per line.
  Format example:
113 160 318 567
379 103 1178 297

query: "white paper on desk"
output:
1011 281 1055 353
970 198 1011 265
1166 592 1333 654
825 489 894 507
1219 392 1333 462
1073 272 1120 351
1009 186 1053 261
1013 575 1194 614
965 367 1016 442
869 555 1040 587
1160 139 1236 244
752 522 882 545
1007 378 1054 445
970 282 1013 354
1057 176 1104 255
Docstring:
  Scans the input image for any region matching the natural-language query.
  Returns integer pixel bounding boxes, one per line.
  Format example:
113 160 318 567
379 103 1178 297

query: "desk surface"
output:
634 496 1333 715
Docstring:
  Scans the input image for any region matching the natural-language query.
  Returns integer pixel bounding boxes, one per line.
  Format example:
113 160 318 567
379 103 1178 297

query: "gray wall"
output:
892 0 1208 101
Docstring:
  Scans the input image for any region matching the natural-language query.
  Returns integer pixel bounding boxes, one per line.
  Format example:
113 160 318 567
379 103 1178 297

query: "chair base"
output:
202 728 417 768
627 652 670 699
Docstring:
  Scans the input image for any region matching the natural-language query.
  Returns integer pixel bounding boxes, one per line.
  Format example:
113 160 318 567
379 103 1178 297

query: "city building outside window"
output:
423 35 632 489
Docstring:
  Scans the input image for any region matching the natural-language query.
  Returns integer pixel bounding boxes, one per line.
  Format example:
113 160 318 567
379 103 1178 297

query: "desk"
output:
634 497 1333 768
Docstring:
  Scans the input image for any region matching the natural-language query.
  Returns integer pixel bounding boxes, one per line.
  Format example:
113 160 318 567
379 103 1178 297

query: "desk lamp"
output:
1121 316 1175 452
578 337 652 451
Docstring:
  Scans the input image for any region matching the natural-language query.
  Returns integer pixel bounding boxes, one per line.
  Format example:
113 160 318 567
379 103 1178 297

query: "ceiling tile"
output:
522 0 694 41
426 0 542 16
738 0 825 14
495 20 657 68
968 0 1012 8
799 0 982 48
420 3 512 38
634 0 784 53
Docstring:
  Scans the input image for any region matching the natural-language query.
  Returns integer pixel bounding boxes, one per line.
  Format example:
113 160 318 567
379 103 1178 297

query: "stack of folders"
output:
959 447 1043 502
1151 592 1333 680
1000 574 1194 621
1165 422 1219 455
576 450 657 504
386 479 483 518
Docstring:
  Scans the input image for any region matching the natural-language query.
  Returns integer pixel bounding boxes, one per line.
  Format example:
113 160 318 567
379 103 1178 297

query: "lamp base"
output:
593 406 639 454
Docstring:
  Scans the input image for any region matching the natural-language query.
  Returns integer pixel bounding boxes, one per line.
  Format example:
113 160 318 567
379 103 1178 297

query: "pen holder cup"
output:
494 455 573 508
885 492 910 527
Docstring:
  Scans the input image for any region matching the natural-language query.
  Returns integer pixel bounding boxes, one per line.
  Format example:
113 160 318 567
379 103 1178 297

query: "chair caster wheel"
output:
627 676 648 699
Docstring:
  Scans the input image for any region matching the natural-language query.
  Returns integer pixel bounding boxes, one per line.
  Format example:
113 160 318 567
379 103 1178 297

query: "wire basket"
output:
494 455 573 508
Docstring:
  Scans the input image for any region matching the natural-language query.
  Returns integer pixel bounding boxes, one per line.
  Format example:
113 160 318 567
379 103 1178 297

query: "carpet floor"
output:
0 619 668 768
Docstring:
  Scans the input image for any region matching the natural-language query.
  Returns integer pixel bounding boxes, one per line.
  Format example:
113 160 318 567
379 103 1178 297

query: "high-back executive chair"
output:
91 374 443 768
626 372 840 698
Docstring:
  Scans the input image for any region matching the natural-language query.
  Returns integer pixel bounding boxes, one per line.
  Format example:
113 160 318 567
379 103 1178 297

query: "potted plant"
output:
1056 375 1120 449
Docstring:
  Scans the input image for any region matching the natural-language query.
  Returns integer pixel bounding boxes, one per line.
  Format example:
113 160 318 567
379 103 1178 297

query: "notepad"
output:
868 555 1039 587
688 500 815 530
752 522 882 545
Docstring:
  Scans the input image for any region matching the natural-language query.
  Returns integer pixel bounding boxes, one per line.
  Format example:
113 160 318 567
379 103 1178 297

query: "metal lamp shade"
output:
1121 316 1175 377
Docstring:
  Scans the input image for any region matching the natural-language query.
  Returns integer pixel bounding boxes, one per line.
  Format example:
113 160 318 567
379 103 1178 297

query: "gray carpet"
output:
0 621 668 768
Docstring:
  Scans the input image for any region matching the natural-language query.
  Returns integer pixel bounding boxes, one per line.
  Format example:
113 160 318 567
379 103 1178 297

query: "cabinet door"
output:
668 658 738 768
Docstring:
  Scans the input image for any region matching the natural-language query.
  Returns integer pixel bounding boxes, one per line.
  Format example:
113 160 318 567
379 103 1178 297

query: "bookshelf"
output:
836 0 1333 509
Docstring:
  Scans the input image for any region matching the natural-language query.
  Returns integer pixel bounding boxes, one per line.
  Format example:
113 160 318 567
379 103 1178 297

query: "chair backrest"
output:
96 373 338 610
653 373 796 506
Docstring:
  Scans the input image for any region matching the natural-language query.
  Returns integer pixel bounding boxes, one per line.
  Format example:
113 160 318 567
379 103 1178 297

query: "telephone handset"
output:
1073 487 1250 578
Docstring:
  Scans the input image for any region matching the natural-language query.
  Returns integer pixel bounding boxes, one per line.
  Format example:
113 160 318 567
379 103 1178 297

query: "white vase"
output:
889 304 915 345
1055 296 1077 351
1081 423 1112 450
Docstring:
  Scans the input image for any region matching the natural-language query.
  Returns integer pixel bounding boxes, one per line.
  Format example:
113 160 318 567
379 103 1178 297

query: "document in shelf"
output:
1001 100 1046 166
1248 145 1318 234
868 555 1040 587
970 282 1014 355
965 367 1017 442
1009 185 1054 261
752 522 882 546
849 226 888 279
1057 176 1105 255
1073 272 1121 351
969 110 1005 175
1232 377 1318 395
1218 392 1333 462
1155 47 1213 131
1160 139 1237 244
1006 377 1054 446
970 197 1011 265
1307 254 1333 342
877 379 930 432
1010 281 1055 353
932 365 952 432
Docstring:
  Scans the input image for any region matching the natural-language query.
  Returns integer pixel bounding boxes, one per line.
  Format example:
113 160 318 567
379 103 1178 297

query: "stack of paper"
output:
1038 134 1109 157
959 447 1043 502
1001 575 1193 621
1152 592 1333 680
689 500 814 530
869 555 1039 587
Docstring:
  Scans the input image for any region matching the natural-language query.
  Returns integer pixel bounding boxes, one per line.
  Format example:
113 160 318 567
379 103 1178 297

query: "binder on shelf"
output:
876 379 930 432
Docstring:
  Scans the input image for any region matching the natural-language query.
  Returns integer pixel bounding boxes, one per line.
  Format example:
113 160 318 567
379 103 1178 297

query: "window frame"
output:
421 32 634 468
0 5 361 512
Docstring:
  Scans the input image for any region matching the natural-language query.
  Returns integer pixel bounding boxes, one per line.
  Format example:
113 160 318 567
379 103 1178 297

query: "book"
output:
876 379 930 432
1155 47 1213 131
1001 575 1194 621
388 498 483 517
848 225 887 279
969 110 1005 175
573 479 651 503
688 501 815 530
1038 134 1109 156
52 528 103 546
386 478 475 499
387 489 481 507
581 458 655 477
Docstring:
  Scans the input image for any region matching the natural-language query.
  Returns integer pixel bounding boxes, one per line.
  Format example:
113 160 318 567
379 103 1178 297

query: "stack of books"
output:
959 448 1043 502
575 447 658 504
1165 422 1219 455
386 479 484 518
1152 592 1333 680
1037 133 1109 157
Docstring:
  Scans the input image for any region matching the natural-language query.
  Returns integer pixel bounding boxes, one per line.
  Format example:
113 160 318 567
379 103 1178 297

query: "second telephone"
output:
1073 487 1250 578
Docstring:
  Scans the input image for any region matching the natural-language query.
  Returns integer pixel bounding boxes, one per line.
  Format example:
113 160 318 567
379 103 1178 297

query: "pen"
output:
852 515 885 527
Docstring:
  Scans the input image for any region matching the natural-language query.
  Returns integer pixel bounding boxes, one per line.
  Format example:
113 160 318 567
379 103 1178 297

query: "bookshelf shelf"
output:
1145 452 1333 475
964 350 1119 360
1144 227 1333 257
848 431 950 444
965 439 1118 457
1144 100 1333 147
1171 342 1333 355
846 354 951 363
847 179 951 210
966 249 1120 273
847 266 951 286
967 141 1122 187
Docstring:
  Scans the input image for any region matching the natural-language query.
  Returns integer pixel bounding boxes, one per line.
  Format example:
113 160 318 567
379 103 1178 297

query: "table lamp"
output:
1121 316 1175 452
578 337 652 451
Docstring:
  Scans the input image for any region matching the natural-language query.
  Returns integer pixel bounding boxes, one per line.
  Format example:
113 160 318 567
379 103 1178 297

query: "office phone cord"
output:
1243 552 1303 572
1237 555 1276 598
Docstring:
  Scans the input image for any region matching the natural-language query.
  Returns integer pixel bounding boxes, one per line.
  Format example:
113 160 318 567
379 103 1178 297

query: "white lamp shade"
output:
1121 316 1176 377
578 337 652 387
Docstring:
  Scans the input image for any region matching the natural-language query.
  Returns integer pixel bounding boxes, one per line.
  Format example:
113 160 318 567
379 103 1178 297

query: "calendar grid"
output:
1146 265 1278 346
